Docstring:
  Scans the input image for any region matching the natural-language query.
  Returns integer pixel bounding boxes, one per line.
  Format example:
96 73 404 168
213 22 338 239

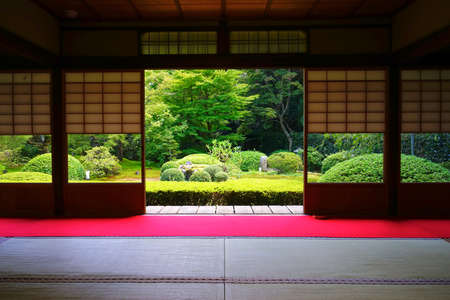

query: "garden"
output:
0 69 449 206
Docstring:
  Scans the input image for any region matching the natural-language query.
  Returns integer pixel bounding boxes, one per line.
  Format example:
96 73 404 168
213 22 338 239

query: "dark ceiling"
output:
31 0 415 21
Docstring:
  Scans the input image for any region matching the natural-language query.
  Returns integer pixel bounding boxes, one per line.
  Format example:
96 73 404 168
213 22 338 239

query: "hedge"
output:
231 151 266 171
176 154 219 165
22 153 85 180
321 151 351 173
267 152 302 174
146 178 303 206
319 153 450 183
0 171 52 182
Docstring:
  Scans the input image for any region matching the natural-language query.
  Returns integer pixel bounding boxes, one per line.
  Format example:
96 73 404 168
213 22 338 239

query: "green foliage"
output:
319 154 450 183
231 151 266 171
161 161 180 174
176 154 219 165
0 163 5 173
22 153 85 180
268 151 302 174
441 161 450 170
331 133 384 155
321 151 351 173
160 168 185 181
153 69 257 150
0 149 27 168
189 170 212 182
214 171 228 182
146 178 302 206
306 147 324 172
400 155 450 183
203 165 224 181
145 101 187 163
240 69 303 152
401 133 449 163
0 171 52 182
207 139 238 163
80 146 121 178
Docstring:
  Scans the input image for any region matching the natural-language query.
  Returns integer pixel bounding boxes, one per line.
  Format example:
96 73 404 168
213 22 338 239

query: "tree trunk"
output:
279 117 293 151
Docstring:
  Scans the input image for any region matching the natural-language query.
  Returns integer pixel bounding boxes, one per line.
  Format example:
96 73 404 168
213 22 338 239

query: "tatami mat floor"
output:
0 237 449 299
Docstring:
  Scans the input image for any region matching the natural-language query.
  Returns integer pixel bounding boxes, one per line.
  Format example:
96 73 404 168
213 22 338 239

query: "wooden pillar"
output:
217 21 229 55
385 66 401 217
51 68 67 216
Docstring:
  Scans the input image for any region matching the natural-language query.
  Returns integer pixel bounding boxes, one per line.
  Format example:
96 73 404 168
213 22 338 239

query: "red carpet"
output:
0 216 449 238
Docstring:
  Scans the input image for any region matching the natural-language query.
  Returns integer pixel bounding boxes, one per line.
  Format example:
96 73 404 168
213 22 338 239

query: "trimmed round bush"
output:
161 161 180 174
319 154 450 183
80 146 121 178
203 165 223 180
267 152 303 174
401 155 450 182
189 170 211 182
160 168 185 181
0 171 52 182
321 151 351 173
307 147 324 172
231 151 266 171
22 153 85 180
441 161 450 170
176 154 219 165
214 171 228 182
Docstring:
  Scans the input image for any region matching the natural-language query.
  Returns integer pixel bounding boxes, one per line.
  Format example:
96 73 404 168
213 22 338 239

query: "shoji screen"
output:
141 32 217 55
230 30 307 54
64 71 142 134
0 72 51 135
306 69 386 133
401 69 450 132
304 68 387 217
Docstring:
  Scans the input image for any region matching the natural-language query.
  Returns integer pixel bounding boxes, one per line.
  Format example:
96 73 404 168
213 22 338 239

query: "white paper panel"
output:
306 69 385 133
65 71 142 134
401 69 449 133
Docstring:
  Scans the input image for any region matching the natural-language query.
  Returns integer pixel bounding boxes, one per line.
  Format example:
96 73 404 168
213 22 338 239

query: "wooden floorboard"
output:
146 205 304 215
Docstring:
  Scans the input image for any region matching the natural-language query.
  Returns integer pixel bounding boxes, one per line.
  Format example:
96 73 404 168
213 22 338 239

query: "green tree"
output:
241 69 303 152
154 70 256 151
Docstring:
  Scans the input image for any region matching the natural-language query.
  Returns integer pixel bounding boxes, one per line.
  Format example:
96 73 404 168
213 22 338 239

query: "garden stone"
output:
260 155 268 171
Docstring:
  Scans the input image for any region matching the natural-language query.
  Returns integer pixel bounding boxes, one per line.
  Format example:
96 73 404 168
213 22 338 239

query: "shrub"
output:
176 154 219 165
189 170 212 182
0 149 27 168
161 161 180 174
160 168 185 181
214 171 228 182
203 165 223 180
0 163 5 173
22 153 84 180
441 161 450 170
80 146 121 178
146 178 303 206
307 147 324 172
207 139 238 163
231 151 266 171
401 155 450 183
321 151 352 173
0 171 52 182
319 154 450 183
267 152 302 174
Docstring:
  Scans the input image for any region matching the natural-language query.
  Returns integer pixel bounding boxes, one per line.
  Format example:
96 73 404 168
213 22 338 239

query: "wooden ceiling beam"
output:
221 0 227 19
351 0 369 16
173 0 184 19
29 0 61 20
264 0 273 18
81 0 102 20
305 0 320 18
126 0 142 19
